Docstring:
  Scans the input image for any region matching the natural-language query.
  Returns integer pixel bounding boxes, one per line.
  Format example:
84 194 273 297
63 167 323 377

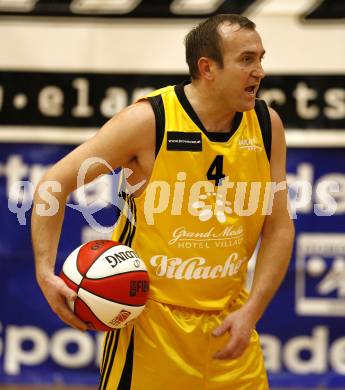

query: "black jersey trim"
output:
118 194 136 246
255 99 272 161
119 198 131 244
128 197 137 247
118 329 134 389
174 81 243 143
148 95 165 157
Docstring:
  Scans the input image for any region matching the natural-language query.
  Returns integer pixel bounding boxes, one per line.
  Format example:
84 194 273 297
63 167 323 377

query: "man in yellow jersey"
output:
32 14 294 389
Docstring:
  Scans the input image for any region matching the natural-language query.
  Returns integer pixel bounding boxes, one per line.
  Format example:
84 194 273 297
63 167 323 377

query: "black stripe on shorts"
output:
99 330 120 390
118 329 135 390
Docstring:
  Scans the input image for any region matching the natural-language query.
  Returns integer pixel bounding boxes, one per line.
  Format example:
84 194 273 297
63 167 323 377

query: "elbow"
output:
288 218 295 243
283 217 295 240
32 172 69 217
34 170 70 202
276 218 295 253
278 216 295 240
264 215 295 248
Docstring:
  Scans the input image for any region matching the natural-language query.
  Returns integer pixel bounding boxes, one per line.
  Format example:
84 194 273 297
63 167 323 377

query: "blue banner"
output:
259 148 345 388
1 144 345 387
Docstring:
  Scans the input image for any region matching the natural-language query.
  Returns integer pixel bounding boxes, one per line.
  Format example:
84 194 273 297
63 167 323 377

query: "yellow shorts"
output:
99 292 269 390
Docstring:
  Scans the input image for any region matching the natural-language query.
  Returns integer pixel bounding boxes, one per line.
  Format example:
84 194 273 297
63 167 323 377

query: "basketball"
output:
60 240 149 331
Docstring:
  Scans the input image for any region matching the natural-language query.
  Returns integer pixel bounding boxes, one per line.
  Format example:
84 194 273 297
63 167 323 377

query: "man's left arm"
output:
213 107 295 360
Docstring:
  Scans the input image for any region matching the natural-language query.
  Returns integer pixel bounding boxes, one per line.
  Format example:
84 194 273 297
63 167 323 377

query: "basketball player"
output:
32 14 294 389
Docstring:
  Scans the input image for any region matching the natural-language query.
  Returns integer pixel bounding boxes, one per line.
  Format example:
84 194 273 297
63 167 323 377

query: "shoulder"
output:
267 106 285 146
99 100 155 145
80 100 156 168
266 107 287 179
114 100 155 128
268 106 283 129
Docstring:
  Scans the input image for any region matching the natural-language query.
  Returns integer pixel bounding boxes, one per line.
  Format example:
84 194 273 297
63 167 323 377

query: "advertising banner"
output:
0 72 344 130
259 148 345 389
1 145 345 387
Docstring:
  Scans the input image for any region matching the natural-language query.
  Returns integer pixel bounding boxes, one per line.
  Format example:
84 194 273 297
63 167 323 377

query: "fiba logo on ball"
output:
60 240 150 331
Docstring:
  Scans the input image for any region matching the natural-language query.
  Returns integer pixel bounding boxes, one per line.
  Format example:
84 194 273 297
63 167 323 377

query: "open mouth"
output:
245 86 256 95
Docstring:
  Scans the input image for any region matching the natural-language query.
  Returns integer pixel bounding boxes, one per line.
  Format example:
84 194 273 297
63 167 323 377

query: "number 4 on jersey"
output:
207 155 225 186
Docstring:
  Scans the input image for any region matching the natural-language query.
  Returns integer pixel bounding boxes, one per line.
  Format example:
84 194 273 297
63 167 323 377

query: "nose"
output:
252 62 265 79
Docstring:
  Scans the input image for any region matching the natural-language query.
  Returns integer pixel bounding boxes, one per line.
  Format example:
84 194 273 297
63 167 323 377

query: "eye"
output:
243 56 252 63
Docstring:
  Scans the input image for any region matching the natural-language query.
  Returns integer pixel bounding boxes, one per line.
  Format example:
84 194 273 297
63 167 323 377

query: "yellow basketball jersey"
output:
112 82 271 311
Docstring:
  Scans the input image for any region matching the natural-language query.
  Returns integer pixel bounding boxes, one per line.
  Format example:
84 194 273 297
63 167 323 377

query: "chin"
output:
238 100 256 112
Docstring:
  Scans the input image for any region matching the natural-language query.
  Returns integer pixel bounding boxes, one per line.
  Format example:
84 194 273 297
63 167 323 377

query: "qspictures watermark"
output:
6 157 342 231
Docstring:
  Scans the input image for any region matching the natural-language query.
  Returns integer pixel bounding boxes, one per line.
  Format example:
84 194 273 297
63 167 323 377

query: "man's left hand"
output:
212 306 256 360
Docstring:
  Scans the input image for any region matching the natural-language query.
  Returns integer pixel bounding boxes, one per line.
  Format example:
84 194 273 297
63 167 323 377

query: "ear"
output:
197 57 214 80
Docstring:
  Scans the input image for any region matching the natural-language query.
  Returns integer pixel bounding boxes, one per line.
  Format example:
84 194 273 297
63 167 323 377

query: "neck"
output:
184 81 236 133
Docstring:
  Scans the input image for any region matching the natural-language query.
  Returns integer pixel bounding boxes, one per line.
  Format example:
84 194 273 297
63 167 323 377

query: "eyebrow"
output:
241 50 266 57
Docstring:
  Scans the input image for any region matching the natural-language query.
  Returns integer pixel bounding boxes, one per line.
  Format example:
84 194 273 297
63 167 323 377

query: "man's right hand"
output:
38 273 88 331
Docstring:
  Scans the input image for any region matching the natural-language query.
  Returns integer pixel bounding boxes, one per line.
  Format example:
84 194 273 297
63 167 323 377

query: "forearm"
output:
212 221 294 359
245 219 295 324
31 183 67 283
31 178 88 331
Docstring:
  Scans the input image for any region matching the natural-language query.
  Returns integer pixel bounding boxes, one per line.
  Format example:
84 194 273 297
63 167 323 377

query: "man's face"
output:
211 23 266 112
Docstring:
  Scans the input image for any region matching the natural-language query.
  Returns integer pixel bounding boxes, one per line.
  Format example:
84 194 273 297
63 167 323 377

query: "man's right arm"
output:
31 101 155 330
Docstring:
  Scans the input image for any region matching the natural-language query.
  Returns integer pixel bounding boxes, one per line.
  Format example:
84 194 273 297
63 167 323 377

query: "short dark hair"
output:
185 14 256 79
